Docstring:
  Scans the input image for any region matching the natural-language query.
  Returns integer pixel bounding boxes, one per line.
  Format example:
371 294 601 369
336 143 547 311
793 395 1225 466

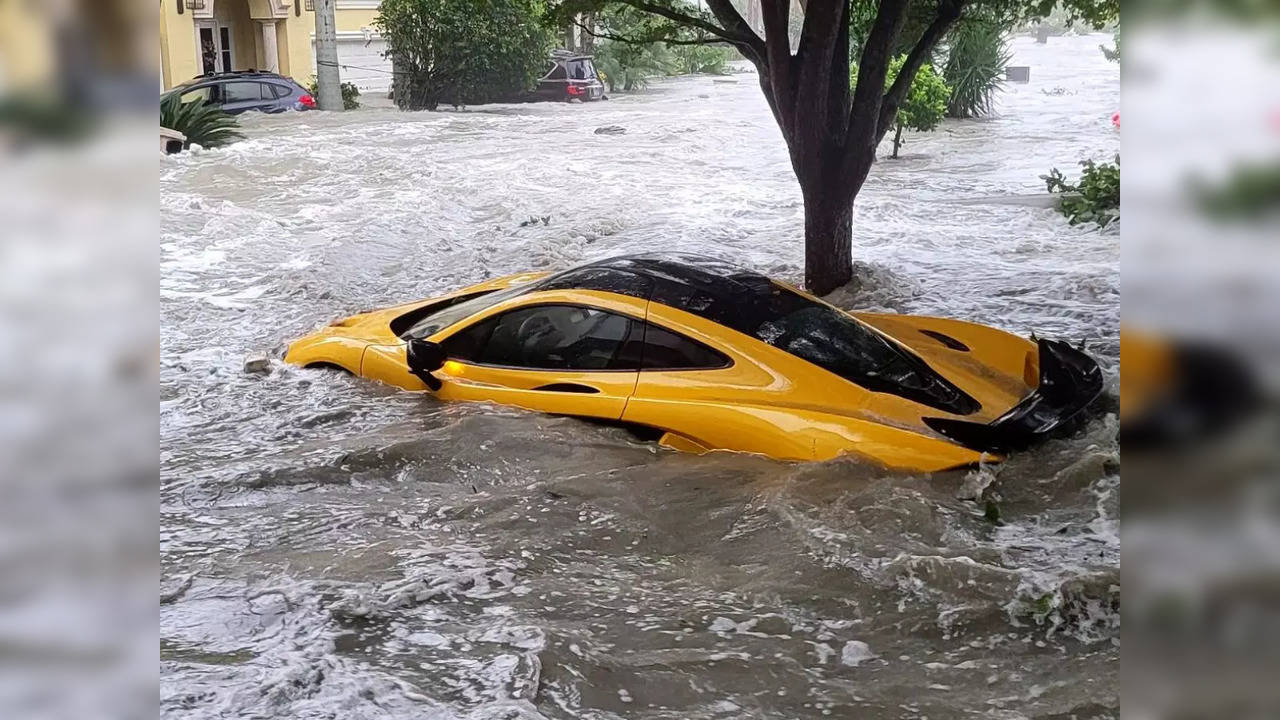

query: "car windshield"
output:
402 283 531 340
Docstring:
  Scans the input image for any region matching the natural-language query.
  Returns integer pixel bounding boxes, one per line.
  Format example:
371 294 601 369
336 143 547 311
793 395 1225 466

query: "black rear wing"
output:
923 338 1104 454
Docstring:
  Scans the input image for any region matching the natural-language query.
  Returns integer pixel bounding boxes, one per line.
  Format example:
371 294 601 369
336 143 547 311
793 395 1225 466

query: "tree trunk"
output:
892 123 903 158
801 185 854 295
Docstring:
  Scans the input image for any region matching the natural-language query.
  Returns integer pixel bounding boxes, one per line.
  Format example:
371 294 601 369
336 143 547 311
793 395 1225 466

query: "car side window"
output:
266 82 291 99
440 316 497 361
445 305 636 370
547 63 568 80
640 324 731 370
223 82 262 102
179 85 215 104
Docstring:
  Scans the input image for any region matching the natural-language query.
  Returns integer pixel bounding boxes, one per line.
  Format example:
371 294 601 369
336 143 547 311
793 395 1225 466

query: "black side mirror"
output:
406 339 446 390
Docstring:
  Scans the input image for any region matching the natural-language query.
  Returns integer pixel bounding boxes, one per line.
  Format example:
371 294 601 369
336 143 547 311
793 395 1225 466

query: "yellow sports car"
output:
285 255 1103 472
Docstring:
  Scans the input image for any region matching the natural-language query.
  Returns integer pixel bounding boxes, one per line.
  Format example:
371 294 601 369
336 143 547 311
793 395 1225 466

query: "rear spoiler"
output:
923 339 1104 454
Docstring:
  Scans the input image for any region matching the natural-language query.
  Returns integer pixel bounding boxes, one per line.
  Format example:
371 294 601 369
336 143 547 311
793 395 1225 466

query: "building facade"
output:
159 0 391 92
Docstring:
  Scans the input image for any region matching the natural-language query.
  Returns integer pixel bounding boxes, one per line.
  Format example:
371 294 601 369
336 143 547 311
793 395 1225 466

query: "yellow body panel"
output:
285 271 1045 472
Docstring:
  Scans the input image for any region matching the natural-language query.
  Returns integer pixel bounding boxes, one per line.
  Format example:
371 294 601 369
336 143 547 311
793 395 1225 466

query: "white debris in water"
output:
841 640 877 667
810 642 836 665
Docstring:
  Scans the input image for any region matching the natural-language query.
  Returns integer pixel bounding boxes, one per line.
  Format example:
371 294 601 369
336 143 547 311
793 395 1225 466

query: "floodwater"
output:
161 34 1119 719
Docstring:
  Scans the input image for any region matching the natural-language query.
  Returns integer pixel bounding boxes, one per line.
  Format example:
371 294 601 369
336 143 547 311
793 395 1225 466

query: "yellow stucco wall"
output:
160 1 199 89
159 1 378 90
336 8 380 32
0 0 56 92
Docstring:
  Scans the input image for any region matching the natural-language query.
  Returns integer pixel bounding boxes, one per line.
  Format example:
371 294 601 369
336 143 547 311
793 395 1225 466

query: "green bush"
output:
594 40 671 92
159 93 244 150
669 44 732 75
942 18 1010 119
377 0 553 110
852 55 951 158
587 3 731 93
1043 155 1120 227
0 94 93 144
1195 162 1280 221
306 78 362 110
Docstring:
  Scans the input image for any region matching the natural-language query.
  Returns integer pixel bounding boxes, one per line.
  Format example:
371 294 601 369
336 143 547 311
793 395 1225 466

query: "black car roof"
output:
177 70 293 88
529 254 980 415
535 253 780 321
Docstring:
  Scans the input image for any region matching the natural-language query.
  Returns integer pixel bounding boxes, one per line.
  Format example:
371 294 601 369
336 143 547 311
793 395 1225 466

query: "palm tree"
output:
159 94 244 151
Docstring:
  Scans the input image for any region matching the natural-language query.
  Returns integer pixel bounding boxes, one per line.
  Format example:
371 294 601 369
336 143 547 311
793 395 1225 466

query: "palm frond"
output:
942 19 1011 119
160 94 245 150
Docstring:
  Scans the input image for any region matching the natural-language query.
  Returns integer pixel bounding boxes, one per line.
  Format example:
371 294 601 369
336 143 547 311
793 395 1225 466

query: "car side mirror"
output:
406 339 446 390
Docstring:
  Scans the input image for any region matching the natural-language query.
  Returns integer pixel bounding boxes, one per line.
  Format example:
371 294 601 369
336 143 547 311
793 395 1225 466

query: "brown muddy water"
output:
161 34 1119 719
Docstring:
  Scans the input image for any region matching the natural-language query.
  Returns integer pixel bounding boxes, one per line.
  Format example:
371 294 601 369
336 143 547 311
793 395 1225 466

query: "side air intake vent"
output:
920 329 970 352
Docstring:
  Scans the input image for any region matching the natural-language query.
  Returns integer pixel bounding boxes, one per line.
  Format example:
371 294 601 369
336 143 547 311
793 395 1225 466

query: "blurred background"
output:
0 1 156 718
1 0 1279 717
1123 1 1280 717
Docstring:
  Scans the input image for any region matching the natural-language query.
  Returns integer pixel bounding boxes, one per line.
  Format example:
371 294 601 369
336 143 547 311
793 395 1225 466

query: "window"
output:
644 267 979 414
390 291 496 337
567 60 596 80
546 63 568 80
179 85 215 104
443 305 636 371
638 324 730 370
223 82 262 102
403 285 528 340
741 288 980 415
266 82 291 99
219 27 233 73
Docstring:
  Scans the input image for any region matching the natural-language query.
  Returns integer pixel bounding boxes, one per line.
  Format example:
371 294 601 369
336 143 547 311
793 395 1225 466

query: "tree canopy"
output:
378 0 553 110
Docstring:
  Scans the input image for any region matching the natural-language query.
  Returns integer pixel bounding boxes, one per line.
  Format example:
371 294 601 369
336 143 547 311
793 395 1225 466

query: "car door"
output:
620 310 825 460
430 304 642 420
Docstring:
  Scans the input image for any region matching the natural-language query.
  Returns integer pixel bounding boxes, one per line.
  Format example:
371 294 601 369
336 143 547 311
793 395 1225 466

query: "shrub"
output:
377 0 553 110
1195 162 1280 221
1043 155 1120 227
942 18 1011 119
306 78 362 110
852 55 951 158
586 3 732 93
159 93 243 150
669 44 732 75
594 40 671 92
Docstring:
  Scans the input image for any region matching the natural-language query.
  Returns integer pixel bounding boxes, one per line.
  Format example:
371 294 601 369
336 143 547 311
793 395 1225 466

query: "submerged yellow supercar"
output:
285 254 1103 472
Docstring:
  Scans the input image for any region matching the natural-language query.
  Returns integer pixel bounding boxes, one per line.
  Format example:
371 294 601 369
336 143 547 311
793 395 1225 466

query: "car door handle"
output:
532 383 600 394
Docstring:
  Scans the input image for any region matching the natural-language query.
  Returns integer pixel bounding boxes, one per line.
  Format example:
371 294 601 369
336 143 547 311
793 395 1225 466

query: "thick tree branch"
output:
796 0 844 59
760 0 795 131
876 0 965 139
793 0 848 153
846 0 910 146
703 0 767 62
612 0 767 64
835 0 910 193
614 0 744 45
572 19 732 47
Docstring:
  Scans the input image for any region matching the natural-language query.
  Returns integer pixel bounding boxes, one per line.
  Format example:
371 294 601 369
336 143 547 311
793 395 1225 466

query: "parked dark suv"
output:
163 71 315 115
531 51 606 102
